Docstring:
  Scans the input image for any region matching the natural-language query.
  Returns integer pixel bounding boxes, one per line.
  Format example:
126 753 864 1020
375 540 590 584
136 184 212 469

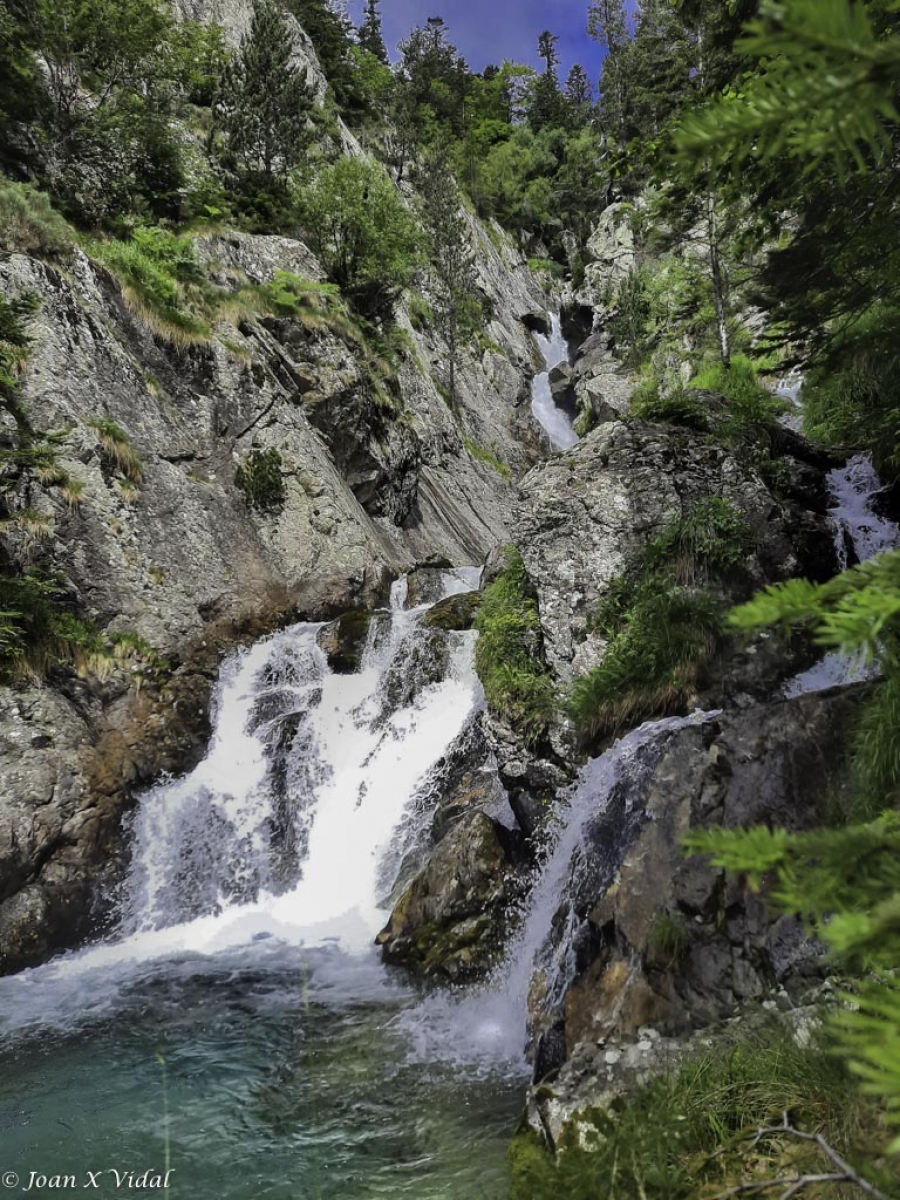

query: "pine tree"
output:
214 0 314 181
359 0 387 64
675 0 900 1161
418 148 480 409
529 30 564 130
565 64 593 113
588 0 629 141
398 18 468 134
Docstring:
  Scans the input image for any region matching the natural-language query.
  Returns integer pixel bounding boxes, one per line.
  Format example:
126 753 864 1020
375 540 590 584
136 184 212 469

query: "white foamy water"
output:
776 374 804 431
785 453 900 697
0 570 487 1033
531 314 579 450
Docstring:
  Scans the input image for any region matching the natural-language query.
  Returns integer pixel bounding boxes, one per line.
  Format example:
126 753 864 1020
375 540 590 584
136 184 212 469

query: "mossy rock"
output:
316 610 371 674
423 591 482 631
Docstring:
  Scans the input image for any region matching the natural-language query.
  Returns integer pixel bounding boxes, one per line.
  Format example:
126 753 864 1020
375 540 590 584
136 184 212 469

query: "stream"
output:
776 379 900 695
3 378 897 1198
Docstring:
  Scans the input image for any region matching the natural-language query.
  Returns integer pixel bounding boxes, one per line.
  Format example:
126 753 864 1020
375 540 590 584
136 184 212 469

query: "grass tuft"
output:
510 1026 890 1200
88 417 143 484
474 547 556 746
0 182 76 259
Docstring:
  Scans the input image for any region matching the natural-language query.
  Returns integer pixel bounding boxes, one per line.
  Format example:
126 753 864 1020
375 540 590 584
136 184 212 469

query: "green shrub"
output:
608 268 652 366
647 496 754 584
0 572 105 682
570 583 722 741
630 378 711 431
235 447 286 511
800 310 900 479
254 272 358 343
407 293 434 332
0 182 76 259
648 910 690 963
510 1027 883 1200
474 547 556 746
298 157 424 322
527 257 566 278
0 572 168 684
571 498 751 742
690 353 784 441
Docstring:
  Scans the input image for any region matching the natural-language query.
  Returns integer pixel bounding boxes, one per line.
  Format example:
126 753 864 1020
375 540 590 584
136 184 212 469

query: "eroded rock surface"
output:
378 809 513 981
515 419 834 681
527 687 862 1072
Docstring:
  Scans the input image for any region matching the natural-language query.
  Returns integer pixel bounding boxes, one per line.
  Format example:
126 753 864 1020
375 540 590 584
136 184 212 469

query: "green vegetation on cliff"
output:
474 548 556 747
569 498 751 742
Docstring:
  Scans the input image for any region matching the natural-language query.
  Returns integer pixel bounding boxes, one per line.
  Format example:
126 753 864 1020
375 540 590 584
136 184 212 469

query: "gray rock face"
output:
173 0 329 100
0 688 96 974
570 331 634 423
0 162 546 970
528 687 862 1068
579 202 638 318
514 419 832 681
377 809 513 981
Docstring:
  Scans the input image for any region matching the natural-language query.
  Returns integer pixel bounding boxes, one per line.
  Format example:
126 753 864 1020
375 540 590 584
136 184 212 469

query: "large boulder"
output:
514 419 834 681
582 202 637 310
526 687 863 1072
377 810 514 980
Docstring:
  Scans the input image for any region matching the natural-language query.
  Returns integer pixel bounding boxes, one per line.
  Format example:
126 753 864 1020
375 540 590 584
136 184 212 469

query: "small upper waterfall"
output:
779 381 900 696
531 315 579 451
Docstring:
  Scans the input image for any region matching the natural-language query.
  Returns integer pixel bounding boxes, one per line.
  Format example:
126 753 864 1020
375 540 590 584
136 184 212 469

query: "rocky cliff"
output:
0 5 549 971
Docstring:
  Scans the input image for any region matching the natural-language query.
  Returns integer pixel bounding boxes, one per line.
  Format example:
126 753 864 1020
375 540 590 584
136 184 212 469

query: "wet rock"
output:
527 687 864 1060
404 566 455 608
422 591 482 631
377 810 513 981
522 312 552 336
316 610 371 673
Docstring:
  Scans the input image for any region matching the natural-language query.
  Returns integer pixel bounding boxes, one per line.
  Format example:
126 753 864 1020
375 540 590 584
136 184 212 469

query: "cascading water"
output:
404 711 718 1070
779 382 900 696
0 568 526 1200
531 314 579 451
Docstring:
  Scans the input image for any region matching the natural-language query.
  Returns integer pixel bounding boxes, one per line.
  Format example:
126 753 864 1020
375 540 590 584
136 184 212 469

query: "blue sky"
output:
346 0 604 85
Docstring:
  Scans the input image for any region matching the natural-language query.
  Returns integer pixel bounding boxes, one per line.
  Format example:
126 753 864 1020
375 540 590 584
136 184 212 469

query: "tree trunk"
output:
707 190 731 368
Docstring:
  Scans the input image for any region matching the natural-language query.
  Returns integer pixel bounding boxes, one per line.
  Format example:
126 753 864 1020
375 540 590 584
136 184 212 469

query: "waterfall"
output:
780 402 900 696
531 315 579 451
402 711 717 1070
0 568 484 1005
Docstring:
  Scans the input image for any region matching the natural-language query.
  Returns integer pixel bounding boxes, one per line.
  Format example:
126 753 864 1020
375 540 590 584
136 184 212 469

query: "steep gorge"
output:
3 0 900 1196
